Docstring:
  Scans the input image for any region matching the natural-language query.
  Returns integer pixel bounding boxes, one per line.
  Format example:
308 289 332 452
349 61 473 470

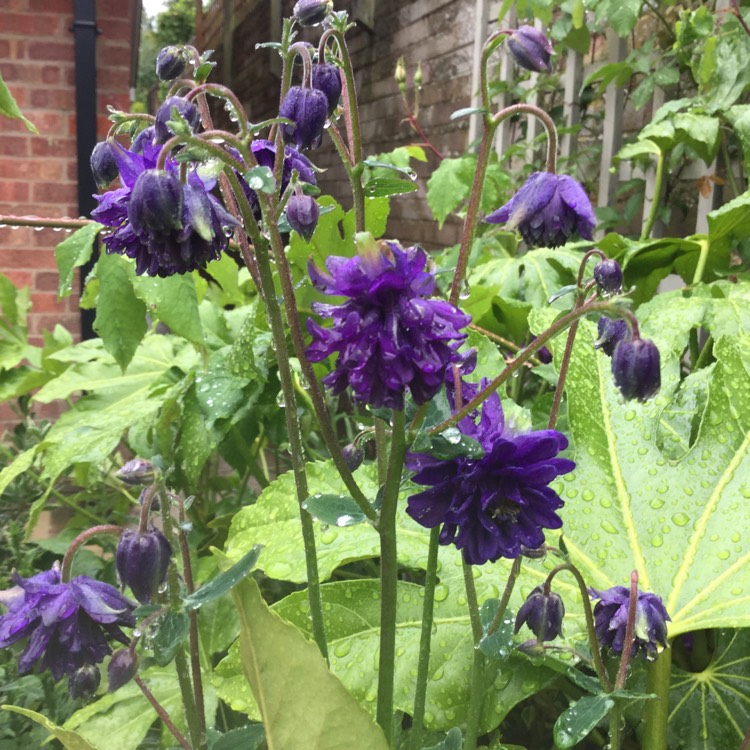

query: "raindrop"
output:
434 584 449 602
672 512 689 527
601 520 617 534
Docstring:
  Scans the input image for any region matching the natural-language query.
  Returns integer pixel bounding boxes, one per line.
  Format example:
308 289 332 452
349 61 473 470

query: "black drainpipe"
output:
71 0 98 340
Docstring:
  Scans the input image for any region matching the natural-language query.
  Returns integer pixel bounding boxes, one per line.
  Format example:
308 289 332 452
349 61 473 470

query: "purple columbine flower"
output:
515 585 565 642
593 259 623 295
155 45 187 81
286 192 319 242
611 338 661 402
91 138 238 277
0 563 135 683
312 63 343 115
90 141 118 189
507 26 554 74
485 172 596 248
406 390 575 565
279 86 329 150
595 316 631 357
306 236 471 410
116 527 172 604
590 586 670 659
153 95 202 144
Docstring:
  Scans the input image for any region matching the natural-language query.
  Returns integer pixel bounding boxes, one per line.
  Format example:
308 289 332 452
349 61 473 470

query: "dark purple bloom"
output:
515 585 565 642
507 26 554 74
68 663 101 699
312 63 342 115
595 316 630 357
485 172 596 248
341 443 364 472
116 528 172 604
108 648 139 692
590 586 670 659
406 391 575 565
153 96 201 144
306 238 471 410
293 0 332 26
279 86 329 150
0 564 135 682
116 459 156 486
91 139 238 277
594 259 623 295
90 141 118 189
612 338 661 402
156 46 187 81
286 192 319 242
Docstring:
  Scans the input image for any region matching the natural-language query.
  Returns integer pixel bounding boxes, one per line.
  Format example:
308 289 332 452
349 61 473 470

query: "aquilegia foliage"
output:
306 239 471 410
0 563 135 681
406 389 575 565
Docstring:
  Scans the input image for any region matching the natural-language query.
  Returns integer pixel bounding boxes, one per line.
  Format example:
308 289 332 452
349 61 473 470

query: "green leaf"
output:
553 694 614 748
363 176 418 198
55 223 103 298
530 282 750 635
668 629 750 750
725 105 750 174
426 156 476 228
707 191 750 259
94 253 148 371
2 705 99 750
301 493 368 527
211 725 265 750
243 166 276 194
152 611 190 666
184 545 262 610
0 445 38 496
478 598 515 661
599 0 642 36
132 273 204 345
0 69 37 132
231 574 390 750
424 727 463 749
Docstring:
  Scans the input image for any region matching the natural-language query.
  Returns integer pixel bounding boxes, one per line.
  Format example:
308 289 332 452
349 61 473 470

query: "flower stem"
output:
642 644 672 750
0 215 93 230
487 556 522 637
61 525 123 583
134 675 192 750
692 238 710 286
640 149 666 241
614 570 639 690
462 562 485 750
410 527 441 750
376 409 407 745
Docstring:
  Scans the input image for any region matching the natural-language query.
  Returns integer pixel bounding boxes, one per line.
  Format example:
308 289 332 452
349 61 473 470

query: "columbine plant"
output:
1 5 693 750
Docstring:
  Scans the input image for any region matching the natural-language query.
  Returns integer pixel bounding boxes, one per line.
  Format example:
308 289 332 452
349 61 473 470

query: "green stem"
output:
60 525 123 583
642 646 672 750
0 215 92 230
640 150 666 241
693 334 713 371
487 556 522 637
692 238 710 286
462 562 485 750
376 409 407 745
134 676 192 750
410 527 441 750
609 702 623 750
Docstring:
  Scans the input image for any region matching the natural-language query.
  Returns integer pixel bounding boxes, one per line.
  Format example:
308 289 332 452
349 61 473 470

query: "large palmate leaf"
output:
531 281 750 635
668 629 750 750
2 706 98 750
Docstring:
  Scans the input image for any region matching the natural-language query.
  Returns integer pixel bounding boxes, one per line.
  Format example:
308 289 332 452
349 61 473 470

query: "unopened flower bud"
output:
128 170 184 235
116 459 155 486
414 61 423 89
595 316 630 357
68 664 101 699
108 649 139 692
394 57 407 92
287 192 319 242
611 338 661 402
507 26 554 74
279 86 328 151
293 0 332 26
341 443 364 472
594 259 623 295
153 96 201 144
517 639 547 657
156 45 187 81
116 527 172 604
312 63 342 115
514 585 565 642
90 141 119 189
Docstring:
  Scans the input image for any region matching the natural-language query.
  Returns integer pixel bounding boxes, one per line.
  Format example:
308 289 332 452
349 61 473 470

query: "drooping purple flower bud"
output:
594 259 623 295
107 649 139 692
116 527 172 604
507 26 554 74
595 316 630 357
90 141 119 188
515 585 565 642
611 338 661 402
286 192 319 242
590 586 670 659
312 63 342 115
156 45 187 81
128 169 184 235
279 86 329 151
116 459 155 486
341 444 364 472
485 172 596 248
153 96 201 144
293 0 333 26
68 664 101 699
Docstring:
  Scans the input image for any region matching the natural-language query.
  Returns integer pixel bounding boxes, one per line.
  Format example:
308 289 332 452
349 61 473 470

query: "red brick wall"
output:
0 0 137 425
